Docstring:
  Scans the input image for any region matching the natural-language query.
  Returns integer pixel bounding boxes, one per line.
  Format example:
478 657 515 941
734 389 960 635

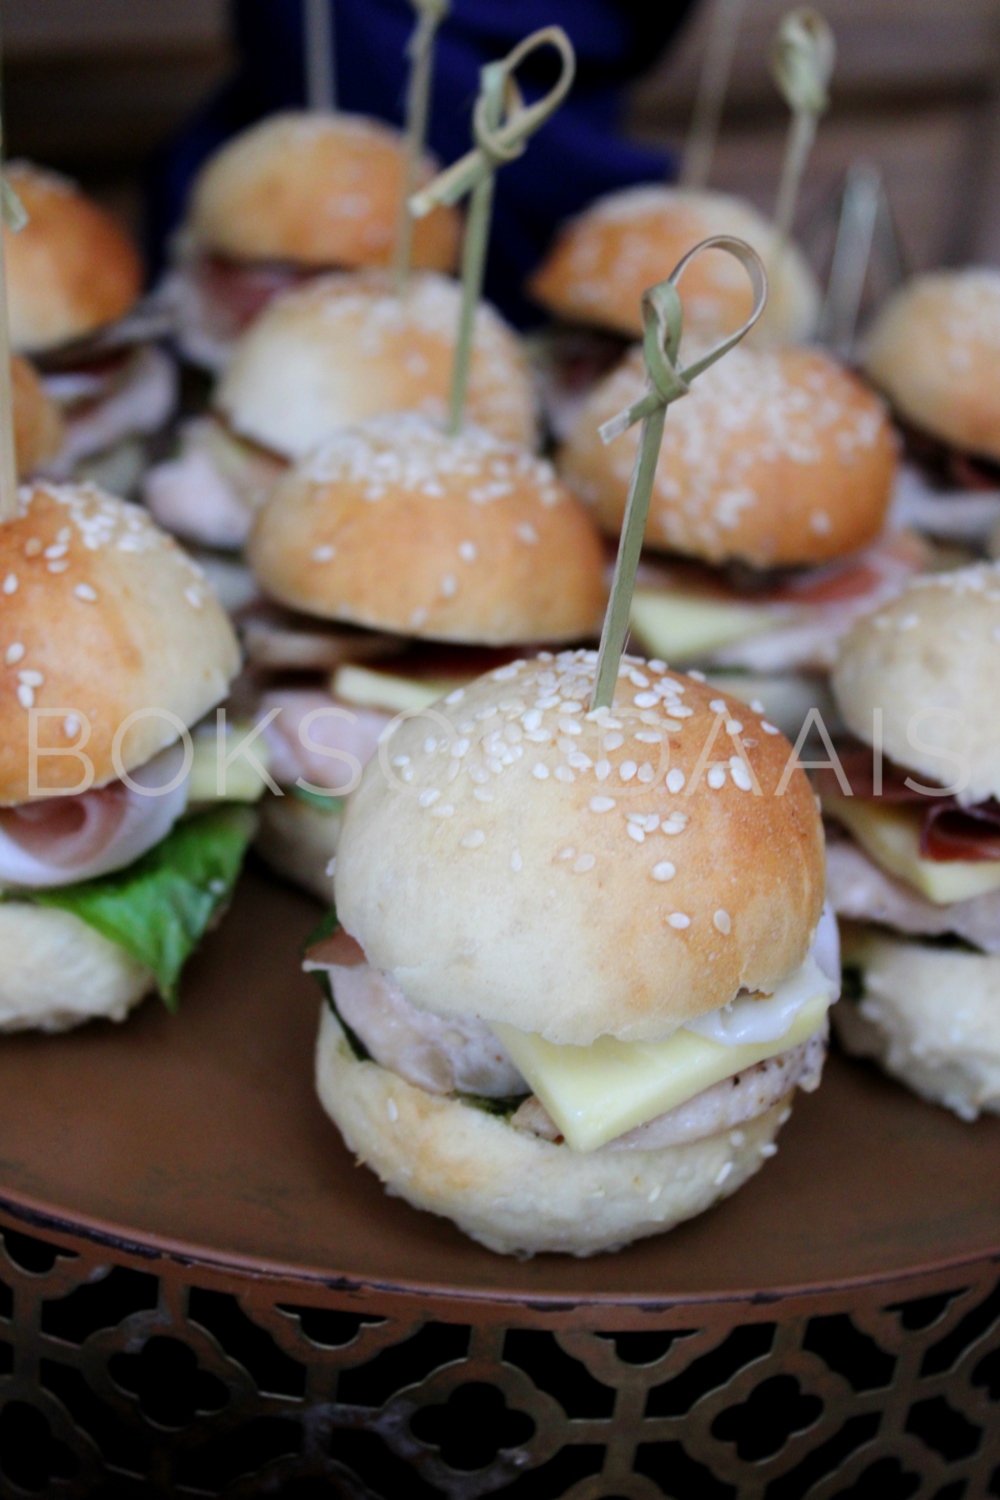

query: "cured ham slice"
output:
0 744 189 889
815 741 1000 862
162 254 313 372
258 690 390 791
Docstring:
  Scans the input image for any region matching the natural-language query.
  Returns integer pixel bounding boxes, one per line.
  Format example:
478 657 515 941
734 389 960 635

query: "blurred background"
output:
3 0 1000 273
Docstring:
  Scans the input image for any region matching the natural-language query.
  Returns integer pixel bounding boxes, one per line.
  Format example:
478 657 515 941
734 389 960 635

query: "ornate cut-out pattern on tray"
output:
1 1214 999 1498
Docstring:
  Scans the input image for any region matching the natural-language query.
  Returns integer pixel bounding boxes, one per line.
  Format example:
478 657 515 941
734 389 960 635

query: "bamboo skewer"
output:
591 238 768 710
771 9 835 256
304 0 336 113
681 0 748 190
394 0 449 295
410 25 576 435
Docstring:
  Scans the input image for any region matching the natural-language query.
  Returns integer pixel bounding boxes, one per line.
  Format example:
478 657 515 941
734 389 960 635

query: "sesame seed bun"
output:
0 483 240 805
217 271 539 458
528 186 820 348
559 344 897 568
12 355 64 477
832 562 1000 804
862 270 1000 462
334 652 825 1045
248 416 607 644
316 1003 788 1256
0 902 152 1032
836 927 1000 1120
4 163 143 354
187 112 460 273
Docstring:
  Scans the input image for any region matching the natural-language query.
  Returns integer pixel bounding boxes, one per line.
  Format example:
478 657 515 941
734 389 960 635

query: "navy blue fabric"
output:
146 0 697 324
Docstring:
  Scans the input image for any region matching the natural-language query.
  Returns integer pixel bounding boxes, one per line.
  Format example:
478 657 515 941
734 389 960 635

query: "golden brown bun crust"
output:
249 416 607 643
5 163 143 353
335 652 825 1044
0 484 240 804
832 561 1000 806
12 356 64 477
218 271 539 457
560 344 897 567
862 270 1000 461
528 187 819 347
188 112 460 272
316 1005 787 1256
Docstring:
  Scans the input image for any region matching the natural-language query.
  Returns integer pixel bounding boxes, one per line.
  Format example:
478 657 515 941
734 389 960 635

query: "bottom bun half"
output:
836 928 1000 1121
255 794 341 903
316 1006 788 1257
0 903 153 1032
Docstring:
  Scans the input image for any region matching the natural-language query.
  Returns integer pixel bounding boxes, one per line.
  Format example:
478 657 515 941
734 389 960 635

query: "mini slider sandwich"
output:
527 188 821 439
821 562 1000 1119
558 336 919 731
5 163 177 494
144 271 537 550
862 269 1000 548
306 651 838 1256
164 112 461 374
0 482 262 1031
245 414 606 899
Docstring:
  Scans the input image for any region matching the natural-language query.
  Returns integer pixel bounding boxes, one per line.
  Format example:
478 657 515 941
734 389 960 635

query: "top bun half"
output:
188 112 460 273
248 414 607 644
335 652 825 1044
862 270 1000 462
833 561 1000 805
217 270 539 457
0 484 240 805
559 343 897 568
5 163 143 354
528 186 820 348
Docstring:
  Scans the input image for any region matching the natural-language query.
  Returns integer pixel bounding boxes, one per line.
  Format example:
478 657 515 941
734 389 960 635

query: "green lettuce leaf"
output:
34 806 256 1010
290 784 345 815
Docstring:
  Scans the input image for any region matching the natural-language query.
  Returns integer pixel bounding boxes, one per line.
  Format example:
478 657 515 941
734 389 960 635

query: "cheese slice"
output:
630 589 785 662
824 794 1000 906
332 663 468 714
493 989 831 1154
187 726 269 805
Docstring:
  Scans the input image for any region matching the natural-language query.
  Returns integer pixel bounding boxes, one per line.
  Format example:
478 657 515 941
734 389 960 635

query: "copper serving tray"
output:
0 868 998 1496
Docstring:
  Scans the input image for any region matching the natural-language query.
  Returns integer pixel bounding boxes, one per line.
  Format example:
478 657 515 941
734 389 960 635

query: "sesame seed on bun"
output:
528 186 819 348
4 163 143 354
559 343 897 568
216 271 539 459
334 652 825 1045
0 483 240 805
187 112 460 274
862 269 1000 463
248 415 607 645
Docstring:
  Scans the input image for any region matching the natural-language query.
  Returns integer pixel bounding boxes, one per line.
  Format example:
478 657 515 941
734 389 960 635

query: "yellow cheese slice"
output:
824 794 1000 906
331 664 467 714
494 990 830 1153
187 726 268 805
630 589 786 662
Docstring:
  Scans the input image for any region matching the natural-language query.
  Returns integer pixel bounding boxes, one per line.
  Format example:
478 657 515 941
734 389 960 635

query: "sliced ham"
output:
44 346 178 472
259 689 390 792
816 742 1000 863
0 744 189 890
161 253 313 372
639 530 931 672
825 835 1000 952
142 415 286 550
